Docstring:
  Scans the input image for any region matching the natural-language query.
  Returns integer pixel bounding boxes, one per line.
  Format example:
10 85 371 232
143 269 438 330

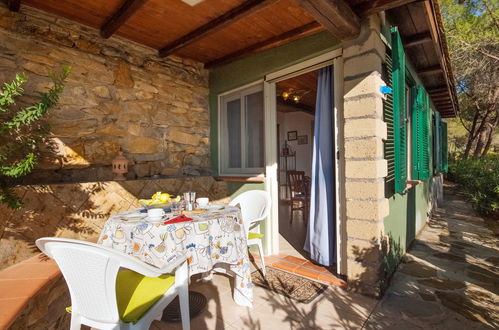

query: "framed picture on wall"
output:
287 130 297 141
297 135 308 145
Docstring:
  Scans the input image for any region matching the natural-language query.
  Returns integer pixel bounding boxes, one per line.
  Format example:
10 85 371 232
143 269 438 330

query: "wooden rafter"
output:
5 0 21 12
159 0 277 57
296 0 360 40
352 0 420 17
428 87 448 94
403 32 432 47
101 0 148 39
205 22 322 68
417 65 443 75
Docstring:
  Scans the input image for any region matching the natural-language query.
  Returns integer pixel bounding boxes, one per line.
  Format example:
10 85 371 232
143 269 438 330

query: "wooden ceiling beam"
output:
159 0 277 57
101 0 148 39
205 21 322 68
352 0 421 17
296 0 360 40
5 0 21 12
417 65 443 75
428 87 449 96
403 32 432 47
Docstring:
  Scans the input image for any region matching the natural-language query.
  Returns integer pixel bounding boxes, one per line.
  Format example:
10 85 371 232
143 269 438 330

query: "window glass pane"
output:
245 91 264 168
227 99 241 168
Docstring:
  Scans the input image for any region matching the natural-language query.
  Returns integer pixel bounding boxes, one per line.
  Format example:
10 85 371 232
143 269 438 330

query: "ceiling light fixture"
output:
280 88 309 104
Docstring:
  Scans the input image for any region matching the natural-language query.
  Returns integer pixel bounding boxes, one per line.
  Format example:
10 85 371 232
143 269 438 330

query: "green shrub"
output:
0 67 70 209
448 154 499 217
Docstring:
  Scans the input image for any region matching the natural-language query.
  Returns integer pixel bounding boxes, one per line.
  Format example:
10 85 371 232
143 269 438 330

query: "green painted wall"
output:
384 180 433 273
209 31 340 176
226 182 266 198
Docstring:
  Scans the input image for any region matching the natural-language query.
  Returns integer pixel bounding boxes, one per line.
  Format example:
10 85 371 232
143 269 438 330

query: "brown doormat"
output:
251 267 328 303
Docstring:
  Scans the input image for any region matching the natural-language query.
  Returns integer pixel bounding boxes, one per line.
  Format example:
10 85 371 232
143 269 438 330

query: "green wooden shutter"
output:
441 121 448 173
413 85 431 180
383 47 395 195
433 112 442 174
391 27 407 193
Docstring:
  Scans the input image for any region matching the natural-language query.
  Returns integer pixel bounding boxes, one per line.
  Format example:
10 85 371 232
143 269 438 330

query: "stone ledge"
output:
0 254 61 329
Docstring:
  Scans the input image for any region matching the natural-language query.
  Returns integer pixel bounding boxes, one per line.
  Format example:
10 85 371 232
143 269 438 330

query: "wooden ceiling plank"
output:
428 87 448 94
6 0 21 12
417 64 443 75
159 0 278 57
205 21 322 68
101 0 148 39
353 0 420 17
296 0 360 40
404 31 432 47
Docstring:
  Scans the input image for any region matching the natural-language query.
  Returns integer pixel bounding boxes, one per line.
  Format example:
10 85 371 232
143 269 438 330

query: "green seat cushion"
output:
116 270 175 324
248 232 264 240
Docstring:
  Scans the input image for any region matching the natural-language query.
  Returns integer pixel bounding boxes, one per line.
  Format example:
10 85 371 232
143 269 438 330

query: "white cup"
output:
196 197 209 207
147 208 165 219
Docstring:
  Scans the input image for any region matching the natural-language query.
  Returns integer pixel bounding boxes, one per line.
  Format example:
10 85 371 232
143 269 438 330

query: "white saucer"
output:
204 204 225 210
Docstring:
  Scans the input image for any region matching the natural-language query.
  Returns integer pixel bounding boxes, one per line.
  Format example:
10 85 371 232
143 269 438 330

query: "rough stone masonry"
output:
0 3 211 183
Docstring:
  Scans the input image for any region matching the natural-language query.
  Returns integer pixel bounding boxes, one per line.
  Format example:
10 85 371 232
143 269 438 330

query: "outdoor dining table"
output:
97 205 254 307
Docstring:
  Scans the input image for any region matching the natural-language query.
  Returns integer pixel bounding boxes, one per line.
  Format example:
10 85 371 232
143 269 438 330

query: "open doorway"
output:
276 69 317 259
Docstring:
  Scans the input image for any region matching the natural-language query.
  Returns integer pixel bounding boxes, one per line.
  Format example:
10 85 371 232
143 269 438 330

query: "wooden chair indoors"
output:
287 170 310 224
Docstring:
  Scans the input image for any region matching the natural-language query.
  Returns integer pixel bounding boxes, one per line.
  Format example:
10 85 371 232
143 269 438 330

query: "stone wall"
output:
0 3 210 183
341 15 389 297
0 176 230 269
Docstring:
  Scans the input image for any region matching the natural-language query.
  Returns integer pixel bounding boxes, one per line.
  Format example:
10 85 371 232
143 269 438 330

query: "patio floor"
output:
150 183 498 329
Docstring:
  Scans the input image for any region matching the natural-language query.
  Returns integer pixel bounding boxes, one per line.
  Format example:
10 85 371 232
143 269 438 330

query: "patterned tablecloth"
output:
98 205 253 307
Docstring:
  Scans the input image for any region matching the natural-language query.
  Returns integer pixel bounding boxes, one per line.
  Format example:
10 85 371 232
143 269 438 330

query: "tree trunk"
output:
473 127 488 157
463 110 480 159
481 114 499 157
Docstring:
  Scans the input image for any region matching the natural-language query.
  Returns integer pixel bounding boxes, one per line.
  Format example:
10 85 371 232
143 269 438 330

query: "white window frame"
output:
218 82 265 176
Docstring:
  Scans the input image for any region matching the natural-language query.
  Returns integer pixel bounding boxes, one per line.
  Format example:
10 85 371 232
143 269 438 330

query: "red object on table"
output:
164 214 193 224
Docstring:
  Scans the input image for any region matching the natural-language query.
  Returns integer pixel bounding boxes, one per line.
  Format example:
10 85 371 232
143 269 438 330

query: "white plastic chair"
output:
36 237 190 330
229 190 271 276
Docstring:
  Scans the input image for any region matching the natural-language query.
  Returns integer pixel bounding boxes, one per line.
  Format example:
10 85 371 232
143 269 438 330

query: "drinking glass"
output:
171 201 181 216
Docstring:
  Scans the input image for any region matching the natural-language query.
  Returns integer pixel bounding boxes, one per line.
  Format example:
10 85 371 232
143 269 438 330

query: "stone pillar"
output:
341 15 389 297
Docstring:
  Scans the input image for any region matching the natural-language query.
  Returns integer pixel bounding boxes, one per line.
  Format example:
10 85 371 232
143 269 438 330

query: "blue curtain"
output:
304 65 336 266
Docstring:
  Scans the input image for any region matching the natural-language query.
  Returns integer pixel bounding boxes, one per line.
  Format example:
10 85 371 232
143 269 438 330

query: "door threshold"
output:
250 253 347 289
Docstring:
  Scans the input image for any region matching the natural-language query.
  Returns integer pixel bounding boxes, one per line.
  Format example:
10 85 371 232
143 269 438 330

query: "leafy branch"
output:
0 66 70 209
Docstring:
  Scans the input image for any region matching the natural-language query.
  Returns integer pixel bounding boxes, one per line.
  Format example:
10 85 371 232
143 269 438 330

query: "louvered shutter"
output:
433 112 442 174
391 27 407 193
383 48 395 194
441 121 448 173
413 85 431 180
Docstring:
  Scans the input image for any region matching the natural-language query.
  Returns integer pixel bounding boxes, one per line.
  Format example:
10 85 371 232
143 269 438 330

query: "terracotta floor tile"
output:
283 255 308 265
262 256 279 265
302 262 329 273
317 274 348 288
271 260 299 273
0 297 29 329
293 266 322 280
0 278 49 299
275 253 289 259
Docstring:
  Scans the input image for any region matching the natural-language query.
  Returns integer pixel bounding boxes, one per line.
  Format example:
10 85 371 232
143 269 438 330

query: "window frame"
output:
218 82 265 176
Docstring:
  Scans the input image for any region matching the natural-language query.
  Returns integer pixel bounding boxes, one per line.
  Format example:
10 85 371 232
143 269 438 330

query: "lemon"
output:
159 193 170 203
173 195 181 202
151 192 162 201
